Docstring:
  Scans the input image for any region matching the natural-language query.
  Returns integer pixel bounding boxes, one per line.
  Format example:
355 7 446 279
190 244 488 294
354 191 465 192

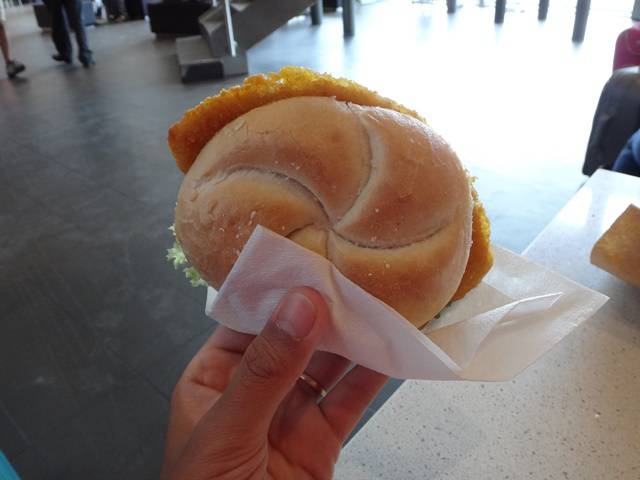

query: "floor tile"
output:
0 187 75 260
10 448 48 480
0 401 29 461
0 298 137 440
13 381 168 480
142 325 215 397
1 225 209 372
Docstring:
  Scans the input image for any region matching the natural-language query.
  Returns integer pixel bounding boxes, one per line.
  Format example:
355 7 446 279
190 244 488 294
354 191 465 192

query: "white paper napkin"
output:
207 226 608 381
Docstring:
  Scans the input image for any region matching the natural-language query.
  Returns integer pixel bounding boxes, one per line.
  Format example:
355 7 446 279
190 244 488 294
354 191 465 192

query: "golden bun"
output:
591 204 640 288
175 96 473 327
168 67 493 326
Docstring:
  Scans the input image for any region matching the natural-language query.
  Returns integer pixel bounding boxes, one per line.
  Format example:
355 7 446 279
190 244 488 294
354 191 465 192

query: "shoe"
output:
52 53 72 64
6 60 25 79
79 56 95 68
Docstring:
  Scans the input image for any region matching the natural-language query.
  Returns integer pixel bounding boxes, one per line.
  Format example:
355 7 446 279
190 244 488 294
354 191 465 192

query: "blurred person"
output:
93 0 108 24
161 287 388 480
43 0 95 67
0 1 25 79
612 128 640 177
103 0 126 22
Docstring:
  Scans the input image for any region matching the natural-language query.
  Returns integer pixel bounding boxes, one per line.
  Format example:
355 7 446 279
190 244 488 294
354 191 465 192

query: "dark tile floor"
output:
0 1 630 478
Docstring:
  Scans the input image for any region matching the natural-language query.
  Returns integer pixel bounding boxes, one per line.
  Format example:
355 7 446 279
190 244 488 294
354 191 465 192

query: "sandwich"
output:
167 67 492 328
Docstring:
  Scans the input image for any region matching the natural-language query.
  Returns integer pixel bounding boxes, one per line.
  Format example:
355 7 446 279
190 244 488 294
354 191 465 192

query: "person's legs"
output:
102 0 111 18
0 20 10 63
115 0 125 20
612 130 640 177
45 0 72 60
0 19 25 78
62 0 93 65
103 0 121 20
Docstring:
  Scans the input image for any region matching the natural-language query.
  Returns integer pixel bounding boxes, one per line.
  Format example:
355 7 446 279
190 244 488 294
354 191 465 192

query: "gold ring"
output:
298 372 328 399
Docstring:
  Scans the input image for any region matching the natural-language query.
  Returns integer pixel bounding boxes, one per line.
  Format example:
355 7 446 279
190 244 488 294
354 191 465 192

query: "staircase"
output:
177 0 321 83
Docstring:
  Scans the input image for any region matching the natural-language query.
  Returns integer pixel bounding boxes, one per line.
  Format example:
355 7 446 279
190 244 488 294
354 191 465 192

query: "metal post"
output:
222 0 236 56
538 0 549 21
447 0 457 14
572 0 590 42
495 0 506 24
343 0 354 37
310 0 323 25
632 0 640 21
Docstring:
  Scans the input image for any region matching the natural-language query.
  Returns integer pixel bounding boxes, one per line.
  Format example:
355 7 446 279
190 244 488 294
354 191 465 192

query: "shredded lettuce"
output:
184 266 207 287
167 241 187 269
167 225 207 287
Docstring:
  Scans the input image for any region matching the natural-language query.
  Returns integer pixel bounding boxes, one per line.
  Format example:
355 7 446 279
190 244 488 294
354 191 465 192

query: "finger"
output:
319 365 388 441
207 287 330 436
295 351 351 399
208 325 255 353
179 326 252 382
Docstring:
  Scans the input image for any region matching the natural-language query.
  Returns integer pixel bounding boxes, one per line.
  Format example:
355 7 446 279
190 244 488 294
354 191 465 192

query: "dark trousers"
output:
43 0 92 60
103 0 123 18
613 129 640 177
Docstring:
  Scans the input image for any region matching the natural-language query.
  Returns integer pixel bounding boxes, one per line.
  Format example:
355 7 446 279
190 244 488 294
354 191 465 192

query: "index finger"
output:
180 325 255 380
207 324 255 353
319 365 388 442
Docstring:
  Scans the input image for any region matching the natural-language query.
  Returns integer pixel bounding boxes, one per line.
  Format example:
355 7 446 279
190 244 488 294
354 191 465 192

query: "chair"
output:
583 67 640 175
613 24 640 71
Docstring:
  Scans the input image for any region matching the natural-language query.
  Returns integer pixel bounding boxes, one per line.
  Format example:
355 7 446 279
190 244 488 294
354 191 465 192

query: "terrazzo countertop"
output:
335 170 640 479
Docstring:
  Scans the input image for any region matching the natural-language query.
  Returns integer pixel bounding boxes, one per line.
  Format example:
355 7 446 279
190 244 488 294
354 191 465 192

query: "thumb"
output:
215 287 328 434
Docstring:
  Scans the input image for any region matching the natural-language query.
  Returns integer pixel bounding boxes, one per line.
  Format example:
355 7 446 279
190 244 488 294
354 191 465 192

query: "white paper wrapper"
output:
207 226 608 381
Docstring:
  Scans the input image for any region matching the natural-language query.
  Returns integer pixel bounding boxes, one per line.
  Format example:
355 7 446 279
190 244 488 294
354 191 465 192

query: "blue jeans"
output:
43 0 92 61
613 128 640 177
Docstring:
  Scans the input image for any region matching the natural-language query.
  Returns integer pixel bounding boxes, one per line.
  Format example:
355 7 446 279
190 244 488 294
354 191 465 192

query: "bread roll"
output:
591 204 640 288
175 96 473 328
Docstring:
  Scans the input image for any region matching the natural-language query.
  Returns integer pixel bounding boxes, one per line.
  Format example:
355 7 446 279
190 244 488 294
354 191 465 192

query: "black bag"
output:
583 66 640 175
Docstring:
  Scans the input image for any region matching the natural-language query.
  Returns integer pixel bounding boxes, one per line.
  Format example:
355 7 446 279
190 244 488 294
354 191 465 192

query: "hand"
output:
161 287 388 480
